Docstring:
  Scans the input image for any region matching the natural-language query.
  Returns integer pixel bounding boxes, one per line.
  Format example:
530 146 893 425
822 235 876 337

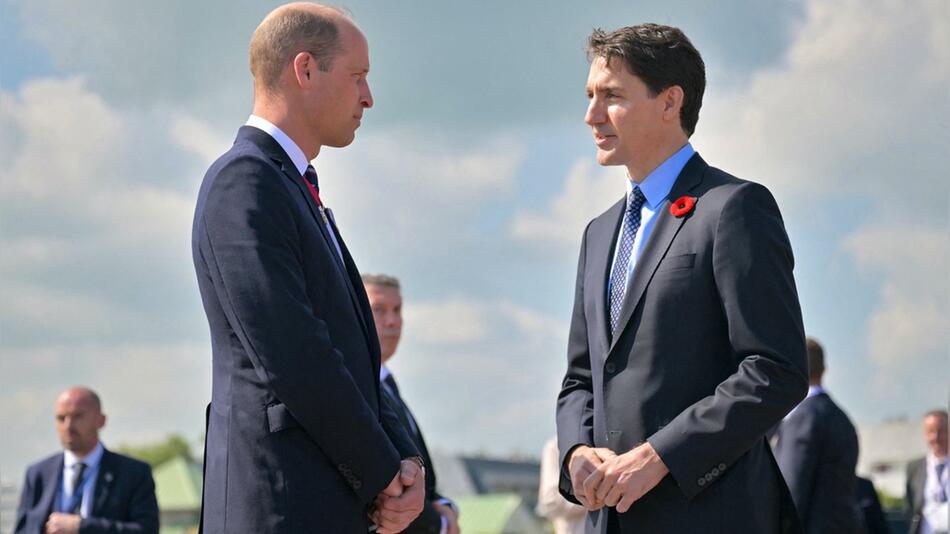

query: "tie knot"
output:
304 165 319 190
627 187 646 211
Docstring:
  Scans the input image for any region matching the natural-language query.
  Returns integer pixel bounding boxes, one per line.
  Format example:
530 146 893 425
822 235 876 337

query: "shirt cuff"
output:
435 497 458 514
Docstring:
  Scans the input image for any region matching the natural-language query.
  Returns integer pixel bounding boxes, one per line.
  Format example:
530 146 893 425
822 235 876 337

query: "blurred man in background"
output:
773 337 862 533
363 273 460 534
13 387 159 534
905 410 948 534
538 436 586 534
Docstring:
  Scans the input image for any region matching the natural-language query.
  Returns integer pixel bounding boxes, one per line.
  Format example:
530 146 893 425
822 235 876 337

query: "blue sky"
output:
1 0 947 482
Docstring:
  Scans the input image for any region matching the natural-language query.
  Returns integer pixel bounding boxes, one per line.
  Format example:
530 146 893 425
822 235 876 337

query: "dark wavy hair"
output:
588 24 705 136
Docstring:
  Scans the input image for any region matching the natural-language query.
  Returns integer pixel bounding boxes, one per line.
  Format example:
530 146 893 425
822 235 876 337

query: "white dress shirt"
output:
244 115 345 262
60 441 104 517
921 452 949 534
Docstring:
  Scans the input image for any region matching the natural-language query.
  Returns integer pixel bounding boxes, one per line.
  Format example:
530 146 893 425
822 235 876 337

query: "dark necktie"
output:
608 187 646 333
936 461 948 503
69 462 87 513
303 165 323 206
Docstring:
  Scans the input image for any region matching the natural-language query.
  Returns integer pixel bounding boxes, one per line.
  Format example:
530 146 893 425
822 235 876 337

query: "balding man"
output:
13 387 159 534
192 3 424 533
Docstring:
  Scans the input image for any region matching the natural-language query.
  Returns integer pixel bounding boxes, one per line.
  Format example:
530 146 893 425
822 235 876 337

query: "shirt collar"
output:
380 365 392 382
806 385 826 398
245 115 310 176
927 452 949 467
626 142 695 209
64 441 104 470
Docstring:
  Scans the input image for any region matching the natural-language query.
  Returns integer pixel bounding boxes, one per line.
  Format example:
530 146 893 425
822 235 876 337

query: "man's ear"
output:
661 85 684 121
292 52 313 86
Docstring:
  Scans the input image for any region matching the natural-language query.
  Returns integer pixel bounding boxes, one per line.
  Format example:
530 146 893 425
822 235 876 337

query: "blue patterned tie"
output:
609 187 646 334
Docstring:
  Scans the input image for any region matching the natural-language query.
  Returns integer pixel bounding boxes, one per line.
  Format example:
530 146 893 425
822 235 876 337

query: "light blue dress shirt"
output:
607 143 695 299
59 441 104 517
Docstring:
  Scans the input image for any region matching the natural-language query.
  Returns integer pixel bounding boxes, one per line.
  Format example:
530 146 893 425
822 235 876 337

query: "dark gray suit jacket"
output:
381 375 450 534
192 126 419 533
773 392 862 533
905 458 927 534
556 153 808 533
13 448 159 534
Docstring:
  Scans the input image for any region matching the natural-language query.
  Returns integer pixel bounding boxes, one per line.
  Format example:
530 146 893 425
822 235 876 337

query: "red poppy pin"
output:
670 195 697 217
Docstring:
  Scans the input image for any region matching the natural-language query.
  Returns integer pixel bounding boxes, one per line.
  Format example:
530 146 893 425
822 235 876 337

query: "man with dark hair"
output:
773 337 862 533
905 410 948 534
362 273 461 534
14 387 159 534
556 23 807 533
192 3 424 532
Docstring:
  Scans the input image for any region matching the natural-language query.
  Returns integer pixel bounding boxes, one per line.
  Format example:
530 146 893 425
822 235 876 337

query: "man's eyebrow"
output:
587 82 624 93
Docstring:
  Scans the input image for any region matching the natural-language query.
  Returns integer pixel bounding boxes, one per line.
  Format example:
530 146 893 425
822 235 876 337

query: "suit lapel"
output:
92 449 115 515
607 154 707 356
591 199 625 356
239 127 378 361
326 212 380 363
40 455 64 516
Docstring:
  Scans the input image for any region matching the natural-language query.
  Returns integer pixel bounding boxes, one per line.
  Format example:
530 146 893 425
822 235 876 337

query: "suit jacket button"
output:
605 363 616 374
711 468 720 476
697 478 706 487
718 463 726 471
704 473 713 482
353 480 362 489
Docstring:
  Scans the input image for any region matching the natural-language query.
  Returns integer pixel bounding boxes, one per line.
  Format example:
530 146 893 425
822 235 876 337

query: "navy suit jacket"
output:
13 448 158 534
774 392 862 534
556 154 808 533
381 375 450 534
192 126 419 533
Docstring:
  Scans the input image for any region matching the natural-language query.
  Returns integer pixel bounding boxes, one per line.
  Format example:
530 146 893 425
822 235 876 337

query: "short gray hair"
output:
249 4 348 92
361 273 400 289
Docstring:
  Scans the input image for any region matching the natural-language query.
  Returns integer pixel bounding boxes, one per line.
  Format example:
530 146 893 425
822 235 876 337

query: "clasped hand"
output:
568 442 669 513
370 459 426 534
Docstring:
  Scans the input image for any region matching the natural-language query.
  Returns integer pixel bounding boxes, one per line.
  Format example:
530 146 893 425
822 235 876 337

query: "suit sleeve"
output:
555 221 596 504
13 467 35 534
773 410 820 524
196 156 400 503
79 463 159 533
648 182 808 500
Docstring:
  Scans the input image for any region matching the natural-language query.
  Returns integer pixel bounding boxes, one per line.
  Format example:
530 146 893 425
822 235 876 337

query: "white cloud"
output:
390 295 569 454
694 0 948 212
844 226 949 396
509 159 625 250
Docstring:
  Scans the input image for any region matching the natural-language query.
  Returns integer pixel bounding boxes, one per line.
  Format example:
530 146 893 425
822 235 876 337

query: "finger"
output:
582 466 605 506
616 487 641 514
381 475 403 497
594 465 617 502
593 447 617 462
603 479 625 507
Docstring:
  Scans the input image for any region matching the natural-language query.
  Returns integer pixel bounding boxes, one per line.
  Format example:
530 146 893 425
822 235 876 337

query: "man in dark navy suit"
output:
363 274 460 534
773 337 862 533
192 4 424 533
13 387 159 534
555 23 808 534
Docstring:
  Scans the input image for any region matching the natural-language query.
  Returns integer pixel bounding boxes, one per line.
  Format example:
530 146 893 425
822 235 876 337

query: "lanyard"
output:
59 466 94 514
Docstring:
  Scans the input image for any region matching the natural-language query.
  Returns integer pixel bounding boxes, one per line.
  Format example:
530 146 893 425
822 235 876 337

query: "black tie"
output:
383 375 418 435
69 462 87 513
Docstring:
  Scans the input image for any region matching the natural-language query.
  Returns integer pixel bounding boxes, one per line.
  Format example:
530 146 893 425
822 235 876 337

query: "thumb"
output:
382 473 403 497
400 461 419 486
